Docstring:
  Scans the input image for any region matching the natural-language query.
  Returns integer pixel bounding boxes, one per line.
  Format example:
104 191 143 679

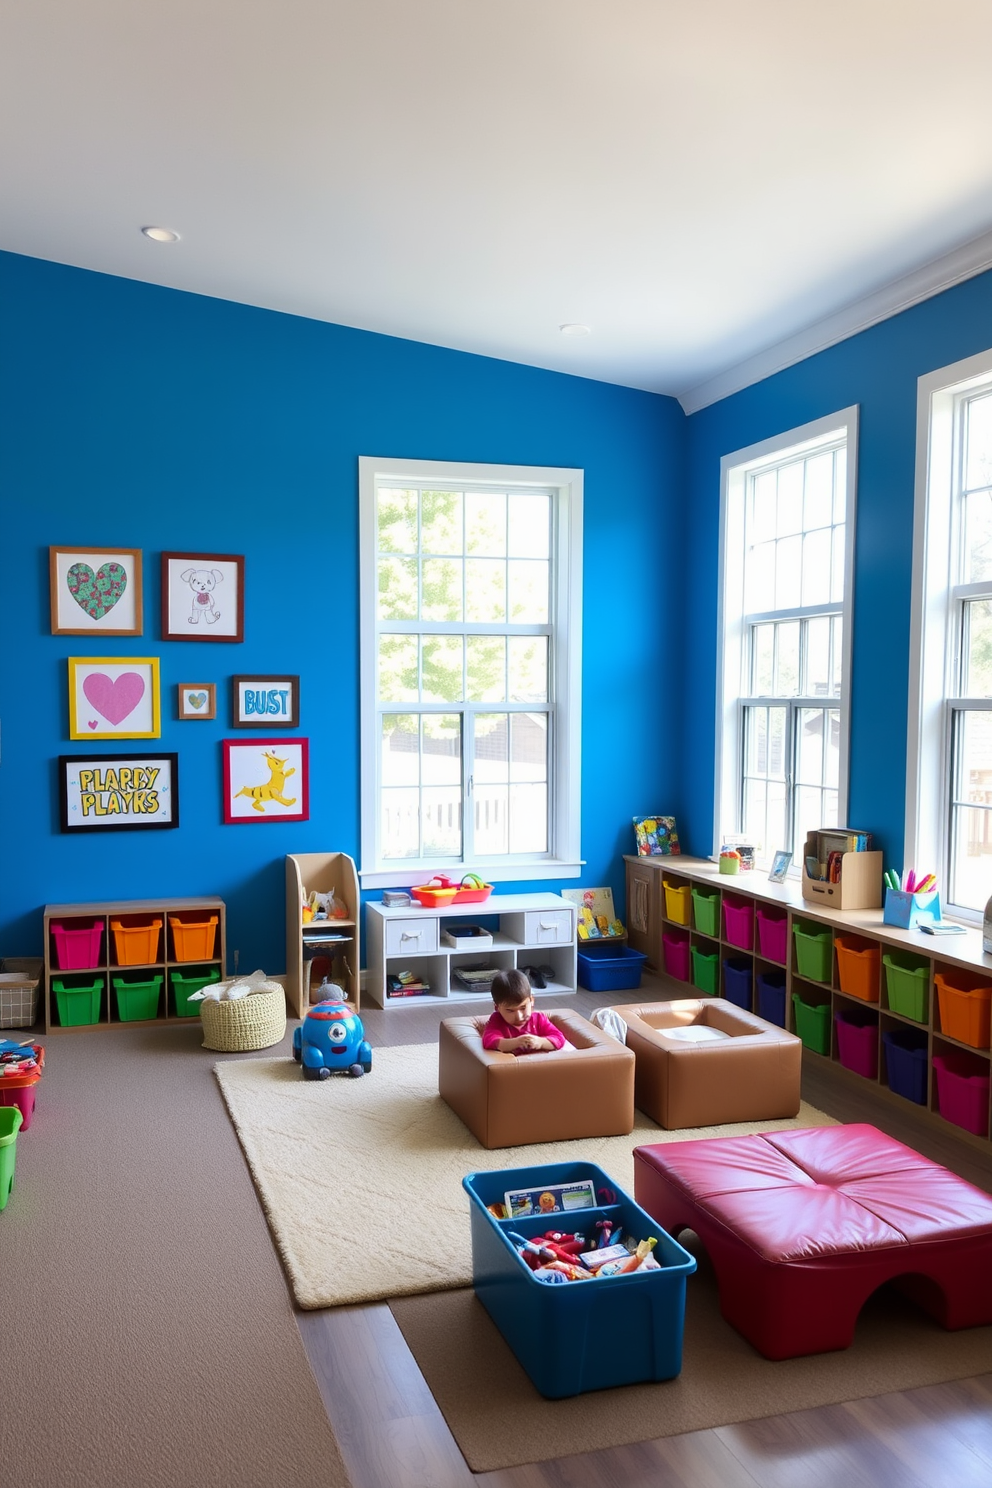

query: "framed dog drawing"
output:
161 552 244 642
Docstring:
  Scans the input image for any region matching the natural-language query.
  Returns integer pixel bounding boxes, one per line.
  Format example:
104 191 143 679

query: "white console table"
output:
364 892 578 1009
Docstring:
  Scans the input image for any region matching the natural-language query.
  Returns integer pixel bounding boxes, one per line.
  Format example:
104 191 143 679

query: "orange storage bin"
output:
834 935 880 1002
110 916 162 966
168 913 218 962
935 972 992 1049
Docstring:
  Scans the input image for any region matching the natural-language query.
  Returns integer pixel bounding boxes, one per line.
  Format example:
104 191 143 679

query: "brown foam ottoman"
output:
438 1009 635 1148
608 998 801 1129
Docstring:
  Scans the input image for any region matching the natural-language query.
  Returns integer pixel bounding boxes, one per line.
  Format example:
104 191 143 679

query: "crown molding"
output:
678 226 992 416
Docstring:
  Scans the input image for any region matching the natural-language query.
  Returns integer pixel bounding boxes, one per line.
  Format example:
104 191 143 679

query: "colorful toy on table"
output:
292 986 372 1080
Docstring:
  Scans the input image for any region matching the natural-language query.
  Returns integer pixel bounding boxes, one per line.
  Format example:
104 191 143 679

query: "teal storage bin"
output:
463 1161 696 1398
793 920 832 983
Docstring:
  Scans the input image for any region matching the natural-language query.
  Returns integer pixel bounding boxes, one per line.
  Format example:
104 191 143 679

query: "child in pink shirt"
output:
481 969 566 1055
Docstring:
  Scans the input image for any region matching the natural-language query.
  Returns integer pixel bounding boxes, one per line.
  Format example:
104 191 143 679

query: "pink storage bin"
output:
51 918 104 970
834 1010 878 1080
0 1082 37 1131
662 930 691 982
722 898 754 951
933 1052 991 1137
755 907 788 963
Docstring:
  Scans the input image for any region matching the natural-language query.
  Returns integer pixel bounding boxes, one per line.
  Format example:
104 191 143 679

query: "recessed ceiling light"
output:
559 323 591 336
141 226 180 243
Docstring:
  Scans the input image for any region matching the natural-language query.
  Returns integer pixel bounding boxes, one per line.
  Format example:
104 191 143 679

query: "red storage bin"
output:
755 907 788 963
661 930 690 982
50 919 104 970
933 1051 991 1137
834 1008 878 1079
722 897 754 951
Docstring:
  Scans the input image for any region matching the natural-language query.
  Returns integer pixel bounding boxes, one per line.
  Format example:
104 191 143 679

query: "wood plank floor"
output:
296 976 992 1488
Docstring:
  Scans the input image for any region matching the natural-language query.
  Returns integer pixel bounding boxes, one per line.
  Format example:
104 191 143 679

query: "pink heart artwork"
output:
82 671 146 726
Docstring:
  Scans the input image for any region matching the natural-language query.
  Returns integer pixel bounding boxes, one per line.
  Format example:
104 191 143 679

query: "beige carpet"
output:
215 1040 836 1308
390 1250 992 1474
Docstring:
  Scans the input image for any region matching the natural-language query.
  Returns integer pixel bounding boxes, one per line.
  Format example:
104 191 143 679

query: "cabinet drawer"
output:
523 910 572 945
384 918 438 956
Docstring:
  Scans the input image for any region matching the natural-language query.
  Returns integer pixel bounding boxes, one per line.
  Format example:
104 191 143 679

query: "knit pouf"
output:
200 987 287 1052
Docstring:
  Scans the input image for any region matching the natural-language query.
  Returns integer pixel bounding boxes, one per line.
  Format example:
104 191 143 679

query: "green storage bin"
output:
170 965 221 1017
112 973 162 1022
0 1105 23 1211
690 886 720 937
691 944 719 996
53 974 104 1027
792 993 831 1054
882 952 929 1023
793 920 832 983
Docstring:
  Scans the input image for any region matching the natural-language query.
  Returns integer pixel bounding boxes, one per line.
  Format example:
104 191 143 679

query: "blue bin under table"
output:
463 1160 696 1399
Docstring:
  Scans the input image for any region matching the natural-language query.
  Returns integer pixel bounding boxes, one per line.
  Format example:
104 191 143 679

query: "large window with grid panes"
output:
909 352 992 918
716 409 858 868
358 457 583 888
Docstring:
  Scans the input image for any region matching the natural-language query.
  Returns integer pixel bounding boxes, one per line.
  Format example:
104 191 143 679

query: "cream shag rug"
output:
215 1041 836 1309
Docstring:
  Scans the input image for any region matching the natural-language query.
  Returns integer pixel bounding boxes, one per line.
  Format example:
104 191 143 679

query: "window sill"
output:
359 860 584 890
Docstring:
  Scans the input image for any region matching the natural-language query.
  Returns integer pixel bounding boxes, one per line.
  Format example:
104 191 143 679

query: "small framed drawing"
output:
68 657 161 740
768 850 793 884
178 683 216 720
232 675 299 728
161 552 244 642
59 752 179 831
222 737 309 823
50 546 142 636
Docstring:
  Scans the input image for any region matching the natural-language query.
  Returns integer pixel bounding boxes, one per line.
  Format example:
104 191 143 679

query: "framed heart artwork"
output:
67 658 161 740
50 547 143 636
178 683 216 720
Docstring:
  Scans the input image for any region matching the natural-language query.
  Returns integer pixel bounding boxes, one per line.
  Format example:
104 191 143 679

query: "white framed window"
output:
359 456 583 888
908 349 992 919
716 408 858 868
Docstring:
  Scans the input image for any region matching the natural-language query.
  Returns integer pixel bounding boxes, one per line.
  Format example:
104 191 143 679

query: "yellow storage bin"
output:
663 880 691 925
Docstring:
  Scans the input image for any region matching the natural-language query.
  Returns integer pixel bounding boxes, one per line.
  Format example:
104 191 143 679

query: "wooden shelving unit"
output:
625 854 992 1150
285 852 360 1016
43 896 226 1033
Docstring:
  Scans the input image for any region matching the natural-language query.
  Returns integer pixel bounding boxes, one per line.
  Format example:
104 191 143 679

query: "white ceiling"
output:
5 1 992 410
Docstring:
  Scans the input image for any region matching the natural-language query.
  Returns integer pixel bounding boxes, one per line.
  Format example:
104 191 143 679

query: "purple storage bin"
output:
722 898 754 950
661 930 690 982
933 1052 991 1137
834 1009 878 1079
755 907 788 963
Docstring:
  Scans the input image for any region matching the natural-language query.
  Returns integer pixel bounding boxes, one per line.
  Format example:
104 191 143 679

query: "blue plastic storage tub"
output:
576 945 648 992
757 969 787 1027
882 1028 928 1105
463 1160 696 1398
722 957 753 1010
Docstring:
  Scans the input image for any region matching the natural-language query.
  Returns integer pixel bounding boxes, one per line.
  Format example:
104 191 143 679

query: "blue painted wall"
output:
683 264 992 867
0 250 686 973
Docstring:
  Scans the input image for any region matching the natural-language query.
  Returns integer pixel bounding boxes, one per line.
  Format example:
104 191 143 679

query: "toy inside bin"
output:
50 918 104 971
463 1159 696 1398
110 915 162 966
168 913 219 962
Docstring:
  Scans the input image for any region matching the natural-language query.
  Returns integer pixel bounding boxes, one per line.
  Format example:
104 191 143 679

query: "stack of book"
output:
386 972 431 998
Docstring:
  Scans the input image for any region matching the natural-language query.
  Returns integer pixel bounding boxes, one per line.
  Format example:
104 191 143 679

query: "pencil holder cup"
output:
882 888 941 931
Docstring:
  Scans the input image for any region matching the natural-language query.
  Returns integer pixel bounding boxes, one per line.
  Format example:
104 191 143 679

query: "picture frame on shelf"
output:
232 674 299 728
50 546 143 636
768 849 793 884
178 682 216 720
67 657 161 740
59 751 179 831
222 737 309 823
161 552 244 642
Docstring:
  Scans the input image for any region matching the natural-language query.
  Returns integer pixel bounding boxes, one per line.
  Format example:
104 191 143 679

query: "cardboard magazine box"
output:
800 830 883 911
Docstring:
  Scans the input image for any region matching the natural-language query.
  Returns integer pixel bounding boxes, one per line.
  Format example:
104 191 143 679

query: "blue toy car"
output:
293 992 372 1080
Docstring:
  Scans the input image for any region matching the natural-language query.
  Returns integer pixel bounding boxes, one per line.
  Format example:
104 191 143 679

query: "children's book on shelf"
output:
632 816 680 857
562 887 626 940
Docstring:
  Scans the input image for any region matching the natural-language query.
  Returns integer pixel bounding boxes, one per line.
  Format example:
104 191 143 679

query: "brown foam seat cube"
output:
608 998 802 1130
438 1009 635 1149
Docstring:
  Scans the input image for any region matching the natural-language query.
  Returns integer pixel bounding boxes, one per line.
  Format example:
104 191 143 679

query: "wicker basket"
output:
200 987 287 1052
0 959 43 1029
